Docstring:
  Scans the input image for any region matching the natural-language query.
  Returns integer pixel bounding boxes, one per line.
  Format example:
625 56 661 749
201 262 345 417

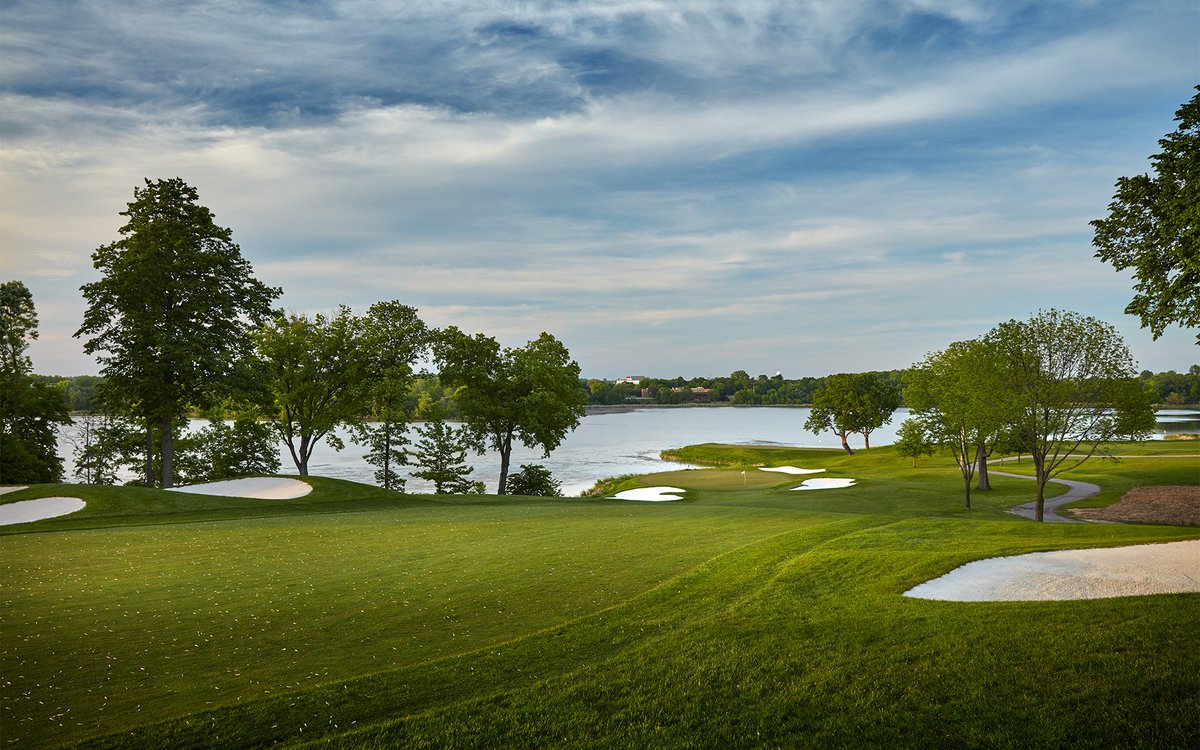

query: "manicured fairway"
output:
1 444 1197 748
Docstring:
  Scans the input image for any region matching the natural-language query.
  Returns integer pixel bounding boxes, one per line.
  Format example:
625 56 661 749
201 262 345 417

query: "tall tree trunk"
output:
498 449 511 494
160 413 173 488
1032 446 1047 522
382 424 392 490
838 431 854 455
962 470 972 510
862 431 871 449
975 443 992 491
144 421 154 487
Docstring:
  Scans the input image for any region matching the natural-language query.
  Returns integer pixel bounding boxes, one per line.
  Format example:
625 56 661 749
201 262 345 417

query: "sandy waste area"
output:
904 540 1200 601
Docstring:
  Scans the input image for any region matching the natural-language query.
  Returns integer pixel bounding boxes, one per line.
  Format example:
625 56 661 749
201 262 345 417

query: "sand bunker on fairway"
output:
759 466 826 475
612 486 686 502
167 477 313 499
904 540 1200 601
791 477 856 490
0 497 86 526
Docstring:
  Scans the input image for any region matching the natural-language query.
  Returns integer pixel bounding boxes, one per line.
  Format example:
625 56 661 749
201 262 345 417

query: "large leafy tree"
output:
987 309 1155 521
803 372 899 455
1 281 70 483
76 178 279 487
354 301 429 491
1091 86 1199 343
255 307 370 476
905 338 1010 509
434 329 586 494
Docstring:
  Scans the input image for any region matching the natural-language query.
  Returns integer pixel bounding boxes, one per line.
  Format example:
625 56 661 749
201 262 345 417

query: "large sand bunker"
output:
167 477 313 499
904 540 1200 601
612 486 686 502
0 497 87 526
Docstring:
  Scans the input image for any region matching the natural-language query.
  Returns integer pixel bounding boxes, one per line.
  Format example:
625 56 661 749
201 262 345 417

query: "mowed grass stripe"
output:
74 515 883 749
3 499 828 748
298 518 1199 749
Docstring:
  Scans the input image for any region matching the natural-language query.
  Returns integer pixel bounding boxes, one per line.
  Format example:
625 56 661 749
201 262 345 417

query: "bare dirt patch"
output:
1071 486 1200 526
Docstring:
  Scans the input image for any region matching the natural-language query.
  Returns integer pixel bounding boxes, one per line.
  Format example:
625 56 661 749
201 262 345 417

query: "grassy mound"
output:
2 448 1197 748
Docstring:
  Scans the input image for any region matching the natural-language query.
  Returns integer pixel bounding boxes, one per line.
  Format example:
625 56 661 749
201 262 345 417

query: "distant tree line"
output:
585 367 1200 406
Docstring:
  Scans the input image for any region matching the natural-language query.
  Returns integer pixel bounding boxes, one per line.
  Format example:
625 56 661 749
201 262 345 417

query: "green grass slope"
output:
1 445 1197 749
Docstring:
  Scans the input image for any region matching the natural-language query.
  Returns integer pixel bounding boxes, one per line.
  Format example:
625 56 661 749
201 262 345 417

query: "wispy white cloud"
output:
3 0 1196 376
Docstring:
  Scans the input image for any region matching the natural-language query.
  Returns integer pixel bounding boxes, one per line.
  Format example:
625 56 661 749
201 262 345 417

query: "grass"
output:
1 444 1197 749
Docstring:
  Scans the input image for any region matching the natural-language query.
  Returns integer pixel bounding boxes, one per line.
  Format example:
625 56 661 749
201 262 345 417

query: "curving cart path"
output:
990 469 1098 523
991 454 1200 523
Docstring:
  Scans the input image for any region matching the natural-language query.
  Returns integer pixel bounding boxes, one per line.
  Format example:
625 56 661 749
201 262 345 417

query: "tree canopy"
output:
255 307 369 476
987 309 1155 521
1 281 70 483
803 372 900 454
905 338 1010 508
434 329 586 494
1091 86 1200 343
76 178 279 486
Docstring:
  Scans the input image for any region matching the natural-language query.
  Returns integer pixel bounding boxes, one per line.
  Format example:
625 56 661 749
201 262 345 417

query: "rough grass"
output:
2 446 1198 749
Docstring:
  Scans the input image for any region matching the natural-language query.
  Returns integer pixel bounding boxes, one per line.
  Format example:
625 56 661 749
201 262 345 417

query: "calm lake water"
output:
57 406 1197 496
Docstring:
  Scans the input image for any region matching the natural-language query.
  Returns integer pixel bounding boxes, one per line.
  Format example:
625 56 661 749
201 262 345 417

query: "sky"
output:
2 0 1197 379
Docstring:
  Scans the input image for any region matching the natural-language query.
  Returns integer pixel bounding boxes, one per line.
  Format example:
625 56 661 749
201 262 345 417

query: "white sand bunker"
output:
792 478 856 491
167 477 312 499
904 540 1200 601
612 486 686 502
0 497 86 526
760 466 826 475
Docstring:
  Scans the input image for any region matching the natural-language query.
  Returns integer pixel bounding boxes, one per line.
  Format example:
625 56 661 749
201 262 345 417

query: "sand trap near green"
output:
612 486 686 502
904 540 1200 601
759 466 826 475
166 477 313 499
0 497 87 525
792 477 856 490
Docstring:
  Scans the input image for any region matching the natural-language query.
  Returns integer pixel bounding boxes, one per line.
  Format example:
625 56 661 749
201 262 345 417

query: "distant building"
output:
619 376 645 385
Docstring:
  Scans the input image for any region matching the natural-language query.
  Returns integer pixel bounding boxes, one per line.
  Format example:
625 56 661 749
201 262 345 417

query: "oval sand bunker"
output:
792 478 856 490
0 497 86 526
166 477 312 499
612 486 685 502
760 466 826 475
904 540 1200 601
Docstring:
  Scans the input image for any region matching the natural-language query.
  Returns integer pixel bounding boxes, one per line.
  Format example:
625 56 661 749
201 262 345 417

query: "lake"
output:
56 406 1197 496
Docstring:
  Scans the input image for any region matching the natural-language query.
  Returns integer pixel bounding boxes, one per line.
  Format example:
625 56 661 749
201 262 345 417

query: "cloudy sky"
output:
2 0 1196 378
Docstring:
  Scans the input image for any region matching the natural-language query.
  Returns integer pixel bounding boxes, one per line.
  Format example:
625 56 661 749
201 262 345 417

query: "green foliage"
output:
1092 86 1200 343
505 463 562 496
803 372 900 454
408 417 483 494
892 417 937 467
358 421 410 491
69 412 140 485
0 281 70 483
256 307 369 475
178 410 281 483
75 178 280 487
905 338 1012 507
434 328 586 494
987 309 1155 520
